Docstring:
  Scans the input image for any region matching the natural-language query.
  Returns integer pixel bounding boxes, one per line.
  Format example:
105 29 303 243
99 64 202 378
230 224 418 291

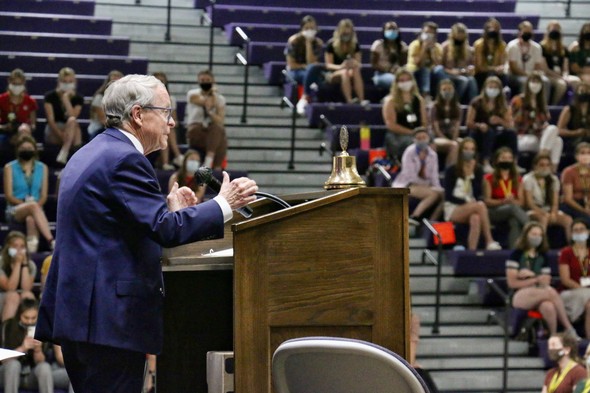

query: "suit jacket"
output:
37 128 225 355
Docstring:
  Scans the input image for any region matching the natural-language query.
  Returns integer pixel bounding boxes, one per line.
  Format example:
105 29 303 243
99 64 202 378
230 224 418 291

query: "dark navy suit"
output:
37 128 225 391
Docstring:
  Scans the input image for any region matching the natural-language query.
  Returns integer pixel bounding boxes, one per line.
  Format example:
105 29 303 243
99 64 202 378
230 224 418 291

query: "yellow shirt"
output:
406 39 443 72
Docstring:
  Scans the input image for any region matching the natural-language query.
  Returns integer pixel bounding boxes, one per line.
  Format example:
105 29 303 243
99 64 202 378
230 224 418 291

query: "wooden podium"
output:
159 187 410 393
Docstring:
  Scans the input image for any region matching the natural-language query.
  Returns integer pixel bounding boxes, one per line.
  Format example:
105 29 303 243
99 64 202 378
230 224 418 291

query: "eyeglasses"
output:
142 105 173 123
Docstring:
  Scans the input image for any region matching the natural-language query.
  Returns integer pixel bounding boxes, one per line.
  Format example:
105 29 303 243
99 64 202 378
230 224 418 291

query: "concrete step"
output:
412 293 479 306
95 4 203 25
432 369 546 392
414 306 492 325
228 148 325 162
419 337 530 356
225 105 297 118
410 276 471 293
228 138 321 149
225 126 322 140
229 162 332 173
225 115 309 127
418 324 504 337
420 356 544 371
409 264 454 276
131 42 240 63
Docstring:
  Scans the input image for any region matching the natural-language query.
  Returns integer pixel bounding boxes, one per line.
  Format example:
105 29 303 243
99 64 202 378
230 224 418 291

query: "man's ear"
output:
130 105 142 126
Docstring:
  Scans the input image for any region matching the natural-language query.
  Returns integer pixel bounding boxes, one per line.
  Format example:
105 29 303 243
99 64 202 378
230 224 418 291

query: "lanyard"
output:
581 378 590 393
548 360 576 393
499 179 512 197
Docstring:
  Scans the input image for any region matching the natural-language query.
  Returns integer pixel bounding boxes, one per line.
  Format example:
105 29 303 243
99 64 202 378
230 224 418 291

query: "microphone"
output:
194 167 253 218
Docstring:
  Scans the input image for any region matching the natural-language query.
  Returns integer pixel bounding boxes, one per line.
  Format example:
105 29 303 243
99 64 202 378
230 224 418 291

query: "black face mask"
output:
17 150 35 161
583 32 590 41
453 39 465 46
200 83 212 92
496 161 513 170
579 93 590 103
548 30 561 40
521 32 533 42
486 30 499 40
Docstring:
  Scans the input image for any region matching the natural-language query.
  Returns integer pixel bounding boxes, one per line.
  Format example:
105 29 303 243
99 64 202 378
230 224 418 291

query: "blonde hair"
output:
448 23 469 62
390 68 420 112
58 67 76 80
332 19 358 58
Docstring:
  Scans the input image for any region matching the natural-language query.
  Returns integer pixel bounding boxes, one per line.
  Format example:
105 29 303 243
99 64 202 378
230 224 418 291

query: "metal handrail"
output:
421 218 443 334
282 96 297 169
486 278 510 393
164 0 172 41
234 27 251 124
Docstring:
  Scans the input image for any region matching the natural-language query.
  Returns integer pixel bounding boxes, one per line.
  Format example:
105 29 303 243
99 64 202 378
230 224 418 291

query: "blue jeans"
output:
288 63 325 97
448 74 478 104
373 71 395 89
413 65 447 95
470 126 518 162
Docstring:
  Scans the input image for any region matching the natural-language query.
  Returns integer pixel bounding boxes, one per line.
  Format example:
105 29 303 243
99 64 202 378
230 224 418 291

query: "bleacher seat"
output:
449 249 560 277
0 72 106 99
0 32 130 56
0 0 96 16
0 12 112 35
306 103 385 128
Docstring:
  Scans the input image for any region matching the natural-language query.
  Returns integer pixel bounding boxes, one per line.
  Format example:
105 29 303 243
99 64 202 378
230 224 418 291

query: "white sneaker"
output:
360 99 370 107
162 163 175 171
56 150 68 165
173 154 185 167
26 236 39 253
296 96 308 116
486 241 502 251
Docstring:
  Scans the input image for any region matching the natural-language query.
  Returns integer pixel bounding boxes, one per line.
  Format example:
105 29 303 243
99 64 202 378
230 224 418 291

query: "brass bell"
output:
324 126 366 190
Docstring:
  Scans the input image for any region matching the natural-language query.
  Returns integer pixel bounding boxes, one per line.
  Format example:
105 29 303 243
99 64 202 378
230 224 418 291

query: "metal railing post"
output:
235 27 250 124
487 279 510 393
422 219 443 334
282 69 300 170
208 0 216 70
164 0 172 42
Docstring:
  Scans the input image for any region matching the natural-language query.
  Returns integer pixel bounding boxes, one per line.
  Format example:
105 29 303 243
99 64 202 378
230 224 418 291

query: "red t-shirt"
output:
543 363 586 393
484 173 520 199
559 246 590 285
0 92 38 124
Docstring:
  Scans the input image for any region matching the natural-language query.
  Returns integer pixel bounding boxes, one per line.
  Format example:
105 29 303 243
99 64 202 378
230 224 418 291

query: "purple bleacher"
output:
0 72 106 98
209 5 539 31
35 98 91 121
0 0 95 16
306 103 385 128
449 249 560 277
0 12 113 35
0 32 130 56
0 52 148 76
226 23 541 49
325 124 388 150
248 41 374 65
199 0 516 12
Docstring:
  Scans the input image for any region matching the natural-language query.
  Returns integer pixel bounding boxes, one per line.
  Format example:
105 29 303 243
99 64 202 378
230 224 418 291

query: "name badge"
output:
581 277 590 287
553 66 561 73
25 196 35 203
407 113 417 124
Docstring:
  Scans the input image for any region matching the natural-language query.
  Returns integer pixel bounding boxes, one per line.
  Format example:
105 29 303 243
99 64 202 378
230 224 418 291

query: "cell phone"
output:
27 326 36 338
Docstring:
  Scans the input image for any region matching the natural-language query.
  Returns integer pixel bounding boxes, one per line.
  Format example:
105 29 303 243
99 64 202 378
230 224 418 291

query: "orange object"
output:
432 222 456 245
368 148 386 164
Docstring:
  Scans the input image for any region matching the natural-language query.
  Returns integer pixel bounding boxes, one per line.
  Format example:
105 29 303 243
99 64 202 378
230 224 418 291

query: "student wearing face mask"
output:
473 18 508 90
382 69 427 161
506 21 551 102
569 23 590 84
559 220 590 339
512 72 563 172
370 21 408 89
43 67 83 165
523 153 572 243
431 79 460 167
406 21 447 99
3 136 54 254
560 143 590 224
286 15 325 116
0 232 37 324
541 21 580 105
574 344 590 393
466 75 516 173
185 69 227 170
0 68 37 152
557 83 590 149
168 149 205 202
441 23 478 105
324 18 367 105
507 223 579 340
483 147 530 248
443 138 501 250
392 127 444 224
542 333 585 393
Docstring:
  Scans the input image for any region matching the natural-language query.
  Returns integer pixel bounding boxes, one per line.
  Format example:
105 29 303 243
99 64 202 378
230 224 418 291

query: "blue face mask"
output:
384 30 398 41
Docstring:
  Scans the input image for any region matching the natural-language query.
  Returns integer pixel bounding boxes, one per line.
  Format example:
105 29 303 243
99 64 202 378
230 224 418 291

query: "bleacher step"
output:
410 276 471 293
431 369 545 392
414 307 493 325
131 42 240 63
412 293 480 306
96 4 203 25
419 325 503 337
419 337 530 356
421 356 544 371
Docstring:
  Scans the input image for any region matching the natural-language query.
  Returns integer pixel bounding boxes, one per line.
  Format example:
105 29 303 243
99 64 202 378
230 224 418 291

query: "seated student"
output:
473 18 508 89
185 69 227 169
324 18 366 105
43 67 83 165
87 70 123 141
559 219 590 339
0 231 36 322
168 149 205 202
569 23 590 84
523 153 572 242
370 21 408 89
286 15 325 115
443 138 501 250
406 21 447 99
1 299 55 393
506 222 578 338
0 68 37 150
441 23 478 105
560 143 590 224
557 82 590 150
3 136 55 253
392 128 443 224
431 79 460 167
574 335 590 392
382 69 427 161
542 333 586 393
483 147 530 248
466 76 516 172
511 72 563 171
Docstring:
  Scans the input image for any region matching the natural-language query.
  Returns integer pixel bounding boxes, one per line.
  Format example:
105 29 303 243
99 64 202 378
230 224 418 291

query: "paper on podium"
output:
0 348 25 361
201 248 234 257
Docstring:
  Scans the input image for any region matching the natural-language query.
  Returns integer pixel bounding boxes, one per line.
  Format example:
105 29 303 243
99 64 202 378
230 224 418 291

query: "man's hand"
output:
167 182 198 212
219 171 258 210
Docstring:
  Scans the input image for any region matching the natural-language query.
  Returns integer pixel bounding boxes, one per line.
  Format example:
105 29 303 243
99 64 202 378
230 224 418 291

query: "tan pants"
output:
186 122 227 168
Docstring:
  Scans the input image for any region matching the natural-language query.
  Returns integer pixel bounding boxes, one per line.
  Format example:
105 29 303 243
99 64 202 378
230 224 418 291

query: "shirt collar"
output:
117 128 144 154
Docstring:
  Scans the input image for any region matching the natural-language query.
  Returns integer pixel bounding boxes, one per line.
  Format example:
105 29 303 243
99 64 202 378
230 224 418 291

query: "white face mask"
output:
485 87 500 98
398 81 414 92
421 32 433 42
528 82 542 94
8 84 25 95
59 82 76 92
7 248 18 258
302 29 317 39
573 232 589 243
185 160 201 173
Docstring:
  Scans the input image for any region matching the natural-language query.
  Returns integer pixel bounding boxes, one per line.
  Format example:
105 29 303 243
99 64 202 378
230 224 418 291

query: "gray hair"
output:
103 74 164 128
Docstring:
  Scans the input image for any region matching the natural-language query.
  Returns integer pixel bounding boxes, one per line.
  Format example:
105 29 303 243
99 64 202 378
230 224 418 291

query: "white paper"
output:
0 348 25 361
201 248 234 257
